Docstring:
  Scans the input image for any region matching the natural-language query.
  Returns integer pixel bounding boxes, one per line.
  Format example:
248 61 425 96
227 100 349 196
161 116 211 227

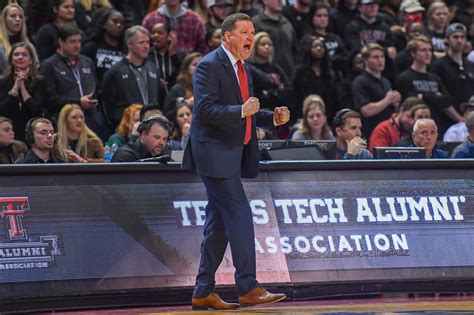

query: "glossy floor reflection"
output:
32 294 474 315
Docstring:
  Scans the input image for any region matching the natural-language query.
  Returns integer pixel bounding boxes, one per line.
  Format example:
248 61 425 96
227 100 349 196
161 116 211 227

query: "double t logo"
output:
0 197 29 241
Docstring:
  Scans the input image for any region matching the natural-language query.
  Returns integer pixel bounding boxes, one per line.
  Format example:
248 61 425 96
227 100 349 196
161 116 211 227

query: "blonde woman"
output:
426 1 449 58
55 104 104 162
0 4 35 74
292 94 334 141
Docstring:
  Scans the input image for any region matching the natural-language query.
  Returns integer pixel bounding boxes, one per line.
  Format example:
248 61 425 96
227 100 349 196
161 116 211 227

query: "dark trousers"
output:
192 175 258 297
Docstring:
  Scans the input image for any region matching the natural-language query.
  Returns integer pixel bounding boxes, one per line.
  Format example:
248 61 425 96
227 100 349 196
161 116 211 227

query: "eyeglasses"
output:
13 51 30 58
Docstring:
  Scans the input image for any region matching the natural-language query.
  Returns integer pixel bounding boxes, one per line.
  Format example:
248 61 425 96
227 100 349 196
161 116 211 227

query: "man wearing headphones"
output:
111 115 172 162
15 118 64 164
333 109 373 160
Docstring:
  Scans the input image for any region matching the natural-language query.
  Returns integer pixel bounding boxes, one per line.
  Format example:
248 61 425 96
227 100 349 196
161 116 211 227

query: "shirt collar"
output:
221 44 242 67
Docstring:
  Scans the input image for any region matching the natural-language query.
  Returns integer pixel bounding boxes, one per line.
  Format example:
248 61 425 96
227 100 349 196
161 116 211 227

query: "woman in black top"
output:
149 22 184 107
0 42 48 142
163 52 202 120
301 2 348 76
81 7 125 84
0 4 35 75
34 0 76 62
292 37 337 124
247 32 293 112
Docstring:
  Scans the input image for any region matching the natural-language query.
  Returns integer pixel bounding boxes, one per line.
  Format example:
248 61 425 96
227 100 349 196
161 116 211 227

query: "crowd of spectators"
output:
0 0 473 164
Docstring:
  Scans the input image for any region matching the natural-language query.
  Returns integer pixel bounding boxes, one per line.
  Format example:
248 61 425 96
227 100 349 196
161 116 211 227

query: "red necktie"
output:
237 60 252 144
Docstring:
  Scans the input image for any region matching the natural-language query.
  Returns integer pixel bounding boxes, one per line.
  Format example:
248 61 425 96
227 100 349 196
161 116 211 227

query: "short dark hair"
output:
57 22 83 41
137 115 172 135
221 13 252 38
140 104 163 121
332 109 360 130
401 96 425 111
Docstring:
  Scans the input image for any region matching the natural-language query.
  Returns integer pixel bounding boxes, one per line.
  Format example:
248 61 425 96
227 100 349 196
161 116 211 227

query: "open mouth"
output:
243 44 251 52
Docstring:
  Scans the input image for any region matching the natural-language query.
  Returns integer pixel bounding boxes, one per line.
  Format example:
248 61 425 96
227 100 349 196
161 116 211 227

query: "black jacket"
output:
111 138 172 162
14 149 64 164
103 58 160 128
0 75 48 142
40 52 98 116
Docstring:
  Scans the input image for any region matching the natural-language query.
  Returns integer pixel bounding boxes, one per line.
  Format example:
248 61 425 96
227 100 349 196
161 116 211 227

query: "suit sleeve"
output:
192 60 242 125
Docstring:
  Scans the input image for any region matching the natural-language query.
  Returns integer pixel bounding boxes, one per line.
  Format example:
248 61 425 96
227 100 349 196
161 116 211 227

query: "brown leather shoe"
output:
239 287 287 307
192 293 239 310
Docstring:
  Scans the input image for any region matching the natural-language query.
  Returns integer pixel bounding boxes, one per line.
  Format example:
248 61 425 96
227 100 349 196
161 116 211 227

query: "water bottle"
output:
110 143 118 159
103 145 112 162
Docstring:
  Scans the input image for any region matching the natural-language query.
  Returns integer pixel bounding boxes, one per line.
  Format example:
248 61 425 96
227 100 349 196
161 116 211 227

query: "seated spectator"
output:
141 0 208 55
15 117 64 163
425 1 449 59
392 102 432 147
301 3 348 75
452 111 474 158
444 96 474 143
81 7 125 84
247 32 293 112
0 117 27 164
369 96 426 152
103 25 160 128
333 109 373 159
396 35 462 137
291 94 334 141
411 118 448 158
106 103 143 147
338 50 364 109
0 42 48 142
149 22 184 107
171 102 192 149
352 43 401 139
293 37 337 123
35 0 76 62
54 104 104 162
163 52 202 120
0 4 35 75
111 115 172 162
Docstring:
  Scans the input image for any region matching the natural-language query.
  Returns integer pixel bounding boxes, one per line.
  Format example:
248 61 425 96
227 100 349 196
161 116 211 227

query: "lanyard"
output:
70 64 84 97
129 64 148 105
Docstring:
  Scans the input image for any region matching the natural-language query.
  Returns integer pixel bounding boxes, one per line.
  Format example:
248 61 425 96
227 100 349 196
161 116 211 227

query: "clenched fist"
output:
274 106 290 125
242 97 260 117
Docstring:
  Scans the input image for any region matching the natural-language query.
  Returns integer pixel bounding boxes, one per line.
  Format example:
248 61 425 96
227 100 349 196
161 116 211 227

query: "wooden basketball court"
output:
32 295 474 314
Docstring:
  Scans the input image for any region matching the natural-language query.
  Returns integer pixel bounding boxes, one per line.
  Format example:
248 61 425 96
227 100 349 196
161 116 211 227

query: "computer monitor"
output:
257 139 287 151
287 140 337 160
374 147 425 159
258 140 287 161
261 145 327 160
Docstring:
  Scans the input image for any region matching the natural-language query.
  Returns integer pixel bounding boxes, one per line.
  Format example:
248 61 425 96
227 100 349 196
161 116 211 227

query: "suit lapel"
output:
217 46 243 104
